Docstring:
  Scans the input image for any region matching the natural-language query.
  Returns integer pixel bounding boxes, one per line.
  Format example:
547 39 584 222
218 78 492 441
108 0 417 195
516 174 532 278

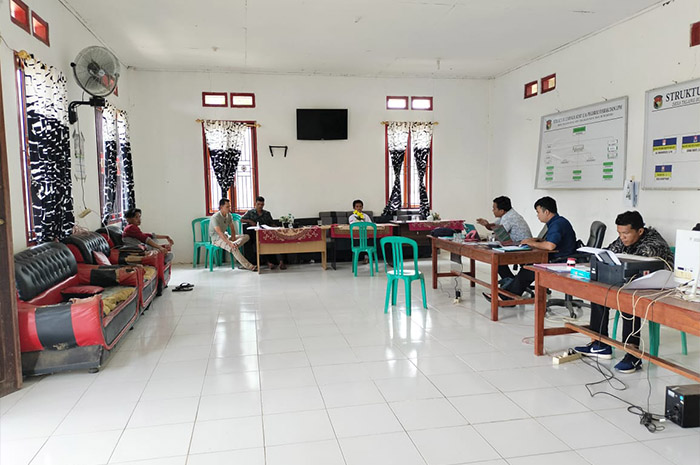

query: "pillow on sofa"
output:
61 285 105 299
93 251 112 266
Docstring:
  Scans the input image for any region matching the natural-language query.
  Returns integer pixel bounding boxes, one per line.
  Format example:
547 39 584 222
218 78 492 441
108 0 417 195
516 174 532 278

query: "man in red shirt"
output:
123 208 173 254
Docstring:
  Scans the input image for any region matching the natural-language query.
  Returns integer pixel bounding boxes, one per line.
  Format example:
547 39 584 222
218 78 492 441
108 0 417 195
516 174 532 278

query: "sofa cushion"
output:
15 243 78 302
63 232 112 265
93 251 112 266
61 285 105 299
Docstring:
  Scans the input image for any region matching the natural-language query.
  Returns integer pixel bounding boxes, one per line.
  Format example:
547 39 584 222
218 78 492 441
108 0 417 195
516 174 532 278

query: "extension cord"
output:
553 350 581 365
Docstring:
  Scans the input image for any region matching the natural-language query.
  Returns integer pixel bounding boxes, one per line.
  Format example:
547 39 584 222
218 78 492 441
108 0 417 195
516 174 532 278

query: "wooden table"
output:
430 237 550 321
529 266 700 382
255 226 329 273
393 220 465 257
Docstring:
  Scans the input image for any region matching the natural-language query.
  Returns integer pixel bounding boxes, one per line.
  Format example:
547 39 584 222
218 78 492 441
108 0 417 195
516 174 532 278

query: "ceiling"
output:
61 0 665 79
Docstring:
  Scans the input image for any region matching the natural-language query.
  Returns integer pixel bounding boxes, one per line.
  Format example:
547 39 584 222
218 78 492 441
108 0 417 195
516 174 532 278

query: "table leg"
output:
490 257 499 321
534 273 546 355
321 250 327 270
256 235 261 274
432 241 438 289
469 259 476 287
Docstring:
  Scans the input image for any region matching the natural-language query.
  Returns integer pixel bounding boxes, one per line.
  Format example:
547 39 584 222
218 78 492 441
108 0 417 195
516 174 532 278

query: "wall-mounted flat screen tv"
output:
296 109 348 140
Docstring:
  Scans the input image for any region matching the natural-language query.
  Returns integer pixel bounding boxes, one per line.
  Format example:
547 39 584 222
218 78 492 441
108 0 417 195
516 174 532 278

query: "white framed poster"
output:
642 78 700 189
536 97 628 189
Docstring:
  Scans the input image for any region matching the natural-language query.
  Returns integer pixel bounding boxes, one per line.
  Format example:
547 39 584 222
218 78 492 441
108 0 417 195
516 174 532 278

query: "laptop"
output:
492 224 516 246
463 223 476 234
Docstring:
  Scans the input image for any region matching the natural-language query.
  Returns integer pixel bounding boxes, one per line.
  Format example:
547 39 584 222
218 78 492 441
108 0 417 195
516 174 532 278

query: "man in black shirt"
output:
575 211 674 373
241 196 286 269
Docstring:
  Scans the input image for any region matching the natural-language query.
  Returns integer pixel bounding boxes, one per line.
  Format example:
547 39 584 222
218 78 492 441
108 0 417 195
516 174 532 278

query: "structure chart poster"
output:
643 78 700 189
536 97 628 189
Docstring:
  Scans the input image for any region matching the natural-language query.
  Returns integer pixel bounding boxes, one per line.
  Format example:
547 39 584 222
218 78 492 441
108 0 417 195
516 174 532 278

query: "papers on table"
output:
493 245 532 253
248 225 279 230
626 269 689 289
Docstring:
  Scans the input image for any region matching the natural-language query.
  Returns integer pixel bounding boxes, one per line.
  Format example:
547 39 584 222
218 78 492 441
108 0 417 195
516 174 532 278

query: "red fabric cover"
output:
65 243 85 263
25 275 80 307
61 285 104 299
330 224 394 239
93 251 111 266
123 224 153 243
99 232 115 248
258 226 322 244
17 302 41 352
68 296 107 348
407 220 464 231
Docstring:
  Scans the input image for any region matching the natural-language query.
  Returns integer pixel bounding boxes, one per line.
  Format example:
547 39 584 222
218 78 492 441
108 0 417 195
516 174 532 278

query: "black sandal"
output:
173 283 194 292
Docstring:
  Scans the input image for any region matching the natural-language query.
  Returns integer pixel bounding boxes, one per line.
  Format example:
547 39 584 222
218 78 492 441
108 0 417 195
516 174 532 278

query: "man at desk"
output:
484 196 576 302
477 196 532 285
241 196 286 270
574 211 674 373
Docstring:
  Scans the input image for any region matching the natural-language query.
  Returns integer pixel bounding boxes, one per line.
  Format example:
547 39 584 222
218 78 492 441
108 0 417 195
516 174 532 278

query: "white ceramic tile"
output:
409 425 500 465
262 386 325 414
390 398 467 431
186 448 265 465
339 432 426 465
645 436 700 465
351 345 406 362
577 442 676 465
55 400 137 435
0 436 46 465
29 429 121 465
257 337 305 354
199 371 259 395
206 355 258 375
410 355 474 375
362 360 419 380
197 391 262 420
538 411 635 449
506 388 588 417
374 375 443 402
110 423 193 463
480 368 552 392
149 359 208 381
319 381 385 408
263 410 335 446
328 403 403 438
258 352 310 370
474 419 569 458
266 439 345 465
449 392 530 424
260 367 317 390
189 416 263 454
313 363 372 385
0 408 70 440
506 451 591 465
596 406 700 441
109 458 186 465
428 372 497 397
306 347 359 366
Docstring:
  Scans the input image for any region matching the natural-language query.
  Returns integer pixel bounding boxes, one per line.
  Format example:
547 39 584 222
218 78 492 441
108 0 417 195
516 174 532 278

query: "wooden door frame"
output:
0 57 22 397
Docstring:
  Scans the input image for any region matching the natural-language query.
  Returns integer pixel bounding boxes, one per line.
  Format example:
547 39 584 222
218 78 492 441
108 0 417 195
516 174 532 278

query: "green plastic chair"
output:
350 222 379 276
380 236 427 316
192 217 210 267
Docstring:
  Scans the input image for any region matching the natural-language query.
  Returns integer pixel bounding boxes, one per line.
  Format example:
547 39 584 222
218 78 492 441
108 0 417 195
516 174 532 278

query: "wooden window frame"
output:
386 96 409 110
230 93 256 108
202 92 228 108
524 80 538 99
541 73 556 94
384 127 433 211
202 121 259 216
31 11 49 46
10 0 30 34
14 54 36 245
410 96 433 111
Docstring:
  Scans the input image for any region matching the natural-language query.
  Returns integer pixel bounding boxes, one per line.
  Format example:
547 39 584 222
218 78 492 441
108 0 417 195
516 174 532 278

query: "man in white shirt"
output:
477 196 532 283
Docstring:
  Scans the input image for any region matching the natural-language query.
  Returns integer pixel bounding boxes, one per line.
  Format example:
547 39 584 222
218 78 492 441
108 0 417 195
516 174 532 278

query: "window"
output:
31 11 49 46
385 128 432 210
14 54 35 244
386 96 408 110
524 80 538 99
203 122 259 215
230 93 255 108
541 73 556 94
95 108 130 225
410 96 433 111
10 0 30 34
202 92 228 107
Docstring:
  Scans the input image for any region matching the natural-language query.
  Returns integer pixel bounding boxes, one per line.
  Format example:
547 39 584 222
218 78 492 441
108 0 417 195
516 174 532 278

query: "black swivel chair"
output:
546 220 607 318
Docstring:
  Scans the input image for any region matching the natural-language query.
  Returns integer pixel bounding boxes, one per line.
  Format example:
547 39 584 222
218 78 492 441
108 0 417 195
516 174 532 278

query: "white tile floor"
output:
1 259 699 465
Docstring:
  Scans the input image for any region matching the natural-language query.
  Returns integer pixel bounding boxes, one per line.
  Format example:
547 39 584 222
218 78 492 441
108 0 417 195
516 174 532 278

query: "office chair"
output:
546 220 606 318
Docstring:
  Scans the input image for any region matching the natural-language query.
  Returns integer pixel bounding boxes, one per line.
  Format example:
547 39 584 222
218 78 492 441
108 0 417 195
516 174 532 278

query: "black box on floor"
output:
665 384 700 428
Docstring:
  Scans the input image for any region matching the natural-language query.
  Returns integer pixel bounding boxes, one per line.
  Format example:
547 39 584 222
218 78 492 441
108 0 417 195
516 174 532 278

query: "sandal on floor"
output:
173 283 194 292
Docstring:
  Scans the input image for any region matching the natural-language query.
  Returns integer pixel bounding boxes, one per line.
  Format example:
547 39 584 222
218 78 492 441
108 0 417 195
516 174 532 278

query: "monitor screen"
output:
296 109 348 140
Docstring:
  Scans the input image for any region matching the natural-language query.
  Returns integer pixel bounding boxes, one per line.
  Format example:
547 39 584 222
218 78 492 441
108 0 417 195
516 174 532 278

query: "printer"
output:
589 252 666 286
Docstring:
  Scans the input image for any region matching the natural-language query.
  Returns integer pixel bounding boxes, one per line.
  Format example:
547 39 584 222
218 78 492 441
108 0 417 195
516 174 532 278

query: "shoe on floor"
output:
574 341 612 359
498 277 514 288
614 354 642 373
482 292 492 303
279 262 287 270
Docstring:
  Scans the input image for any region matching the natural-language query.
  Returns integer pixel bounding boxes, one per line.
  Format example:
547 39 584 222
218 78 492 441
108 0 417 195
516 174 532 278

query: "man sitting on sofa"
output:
123 208 173 255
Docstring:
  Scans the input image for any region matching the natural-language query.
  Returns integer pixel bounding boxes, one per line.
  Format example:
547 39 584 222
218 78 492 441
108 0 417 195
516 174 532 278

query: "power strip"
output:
552 350 581 365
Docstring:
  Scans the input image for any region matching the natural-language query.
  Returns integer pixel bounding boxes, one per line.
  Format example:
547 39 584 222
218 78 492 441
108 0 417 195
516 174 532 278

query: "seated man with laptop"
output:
477 196 533 284
484 196 577 302
574 211 674 373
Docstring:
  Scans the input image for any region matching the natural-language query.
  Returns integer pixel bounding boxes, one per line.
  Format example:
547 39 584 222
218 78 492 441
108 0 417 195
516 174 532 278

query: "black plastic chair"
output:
546 220 606 318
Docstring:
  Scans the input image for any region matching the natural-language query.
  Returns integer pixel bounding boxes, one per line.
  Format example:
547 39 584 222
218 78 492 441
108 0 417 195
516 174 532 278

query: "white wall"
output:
491 0 700 245
1 0 130 253
127 71 492 262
